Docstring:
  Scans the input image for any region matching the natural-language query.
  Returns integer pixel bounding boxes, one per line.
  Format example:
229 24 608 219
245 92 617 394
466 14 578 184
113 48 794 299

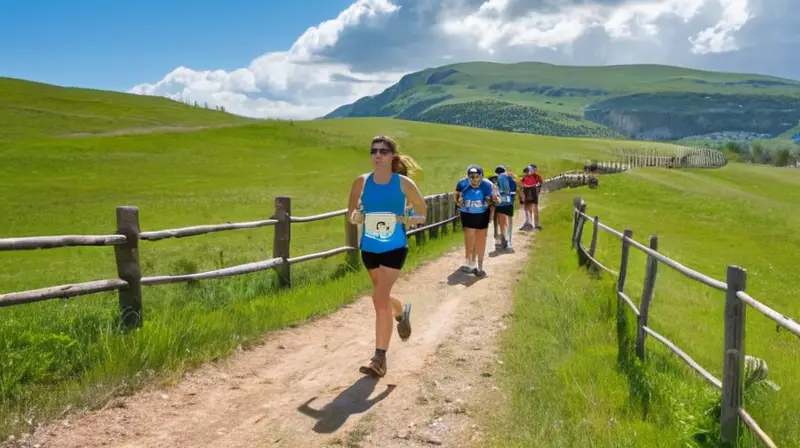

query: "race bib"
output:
500 194 512 203
363 212 396 241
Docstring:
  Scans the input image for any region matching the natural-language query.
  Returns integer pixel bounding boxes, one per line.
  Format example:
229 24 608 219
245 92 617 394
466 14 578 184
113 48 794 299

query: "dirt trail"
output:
21 222 538 448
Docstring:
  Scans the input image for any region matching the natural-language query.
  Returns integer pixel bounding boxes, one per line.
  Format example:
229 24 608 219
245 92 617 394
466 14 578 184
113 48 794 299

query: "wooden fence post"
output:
431 195 441 239
415 197 426 245
115 206 142 329
344 212 360 269
273 196 291 287
571 197 583 248
587 215 599 270
721 265 747 443
575 201 587 246
451 193 459 232
441 194 449 236
425 197 434 241
636 235 659 360
618 228 633 293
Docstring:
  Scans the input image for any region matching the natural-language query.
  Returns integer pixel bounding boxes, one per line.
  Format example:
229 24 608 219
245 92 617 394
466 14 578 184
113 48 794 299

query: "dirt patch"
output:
14 218 538 448
59 123 249 138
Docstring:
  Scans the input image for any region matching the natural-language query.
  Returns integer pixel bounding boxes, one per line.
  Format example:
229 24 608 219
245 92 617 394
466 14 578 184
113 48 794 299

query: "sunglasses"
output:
370 146 392 156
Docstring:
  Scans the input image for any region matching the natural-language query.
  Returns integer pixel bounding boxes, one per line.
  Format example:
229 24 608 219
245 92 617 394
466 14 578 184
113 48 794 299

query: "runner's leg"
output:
497 212 508 246
369 268 404 319
474 227 489 275
463 227 476 270
364 266 402 377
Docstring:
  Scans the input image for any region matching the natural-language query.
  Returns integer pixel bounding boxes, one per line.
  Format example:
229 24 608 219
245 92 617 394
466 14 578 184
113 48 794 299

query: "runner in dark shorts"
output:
493 165 517 249
519 164 543 230
455 165 498 276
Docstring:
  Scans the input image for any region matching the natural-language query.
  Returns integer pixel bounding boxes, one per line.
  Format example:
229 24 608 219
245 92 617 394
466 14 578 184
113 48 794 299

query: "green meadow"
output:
3 76 797 446
0 77 688 440
487 163 800 447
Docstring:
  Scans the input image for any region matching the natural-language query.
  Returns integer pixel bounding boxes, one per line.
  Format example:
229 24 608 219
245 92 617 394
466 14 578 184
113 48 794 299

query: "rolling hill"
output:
323 61 800 143
0 77 255 141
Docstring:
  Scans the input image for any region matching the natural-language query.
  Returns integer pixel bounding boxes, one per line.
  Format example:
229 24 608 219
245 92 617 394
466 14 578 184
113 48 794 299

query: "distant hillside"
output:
0 77 254 141
324 61 800 142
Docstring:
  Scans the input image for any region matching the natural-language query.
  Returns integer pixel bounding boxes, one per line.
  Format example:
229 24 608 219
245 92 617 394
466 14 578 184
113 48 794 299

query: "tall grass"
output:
486 164 800 447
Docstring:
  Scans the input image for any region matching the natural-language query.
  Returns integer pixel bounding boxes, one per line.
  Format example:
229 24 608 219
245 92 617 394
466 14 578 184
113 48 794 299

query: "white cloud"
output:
689 0 751 54
130 0 793 120
130 0 405 119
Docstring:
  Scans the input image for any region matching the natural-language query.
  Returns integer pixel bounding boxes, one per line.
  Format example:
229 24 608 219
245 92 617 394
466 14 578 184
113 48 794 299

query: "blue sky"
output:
0 0 352 90
1 0 796 119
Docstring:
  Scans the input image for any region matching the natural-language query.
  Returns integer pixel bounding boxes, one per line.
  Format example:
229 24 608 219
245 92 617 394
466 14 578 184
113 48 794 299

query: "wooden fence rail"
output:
571 196 800 447
0 192 464 327
0 168 589 323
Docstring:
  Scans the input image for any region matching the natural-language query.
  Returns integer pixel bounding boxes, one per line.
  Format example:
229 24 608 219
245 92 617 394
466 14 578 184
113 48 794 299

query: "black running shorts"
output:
522 186 539 205
361 247 408 271
460 210 491 230
495 204 514 217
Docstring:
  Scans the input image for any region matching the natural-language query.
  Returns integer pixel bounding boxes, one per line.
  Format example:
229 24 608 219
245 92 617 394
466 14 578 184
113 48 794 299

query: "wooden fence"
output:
0 192 465 328
614 146 727 169
571 196 800 447
0 168 593 328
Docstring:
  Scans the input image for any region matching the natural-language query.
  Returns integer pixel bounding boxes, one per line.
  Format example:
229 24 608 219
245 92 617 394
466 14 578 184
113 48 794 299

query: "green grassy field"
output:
0 77 255 141
486 163 800 447
0 77 700 440
4 76 796 446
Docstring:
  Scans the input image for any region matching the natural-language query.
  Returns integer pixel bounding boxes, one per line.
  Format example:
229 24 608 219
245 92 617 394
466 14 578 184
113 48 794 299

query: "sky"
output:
1 0 797 120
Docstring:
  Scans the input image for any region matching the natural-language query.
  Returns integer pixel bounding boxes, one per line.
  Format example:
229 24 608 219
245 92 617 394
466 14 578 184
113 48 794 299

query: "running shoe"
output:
396 303 412 341
359 355 387 377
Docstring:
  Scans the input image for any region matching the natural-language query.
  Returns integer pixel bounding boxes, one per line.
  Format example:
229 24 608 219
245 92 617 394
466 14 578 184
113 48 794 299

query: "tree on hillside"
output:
775 148 791 167
724 141 742 154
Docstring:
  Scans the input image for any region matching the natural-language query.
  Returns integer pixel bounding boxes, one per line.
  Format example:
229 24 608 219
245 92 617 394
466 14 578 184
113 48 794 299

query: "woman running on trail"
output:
455 165 499 277
493 165 517 249
519 164 543 231
347 135 427 378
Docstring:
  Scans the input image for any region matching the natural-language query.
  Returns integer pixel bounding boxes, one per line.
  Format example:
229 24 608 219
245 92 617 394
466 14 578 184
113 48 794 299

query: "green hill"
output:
324 61 800 142
0 77 255 141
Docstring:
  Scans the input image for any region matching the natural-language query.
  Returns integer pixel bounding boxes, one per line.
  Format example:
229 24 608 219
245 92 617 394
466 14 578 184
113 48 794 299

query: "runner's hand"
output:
349 209 364 225
397 215 426 226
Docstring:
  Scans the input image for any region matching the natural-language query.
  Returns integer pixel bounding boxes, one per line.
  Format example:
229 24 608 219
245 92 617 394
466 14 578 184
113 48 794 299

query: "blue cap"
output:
466 164 483 176
494 165 506 174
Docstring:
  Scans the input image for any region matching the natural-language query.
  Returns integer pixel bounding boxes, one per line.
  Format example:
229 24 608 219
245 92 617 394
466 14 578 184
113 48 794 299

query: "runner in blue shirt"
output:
454 164 499 277
493 165 517 249
347 135 427 378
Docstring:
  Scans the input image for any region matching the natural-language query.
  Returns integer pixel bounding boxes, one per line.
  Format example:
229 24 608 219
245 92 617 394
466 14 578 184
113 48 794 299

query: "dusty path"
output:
20 221 538 448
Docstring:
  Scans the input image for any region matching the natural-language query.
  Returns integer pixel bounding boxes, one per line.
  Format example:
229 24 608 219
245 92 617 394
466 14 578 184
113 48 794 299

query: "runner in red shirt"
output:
519 165 543 230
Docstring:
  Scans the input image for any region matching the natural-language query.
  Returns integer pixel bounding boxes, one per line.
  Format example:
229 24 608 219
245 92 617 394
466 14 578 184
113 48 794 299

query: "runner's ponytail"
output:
371 135 422 178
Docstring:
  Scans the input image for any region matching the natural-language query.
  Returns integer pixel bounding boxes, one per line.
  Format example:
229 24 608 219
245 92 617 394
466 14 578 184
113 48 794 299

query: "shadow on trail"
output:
489 247 516 258
446 268 487 287
297 376 396 434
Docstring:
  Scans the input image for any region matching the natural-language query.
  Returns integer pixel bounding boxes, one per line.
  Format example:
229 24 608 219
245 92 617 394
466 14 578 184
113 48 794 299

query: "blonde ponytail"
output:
371 135 423 178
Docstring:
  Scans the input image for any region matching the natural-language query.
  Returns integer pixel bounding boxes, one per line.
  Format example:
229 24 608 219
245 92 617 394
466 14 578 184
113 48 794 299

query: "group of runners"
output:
346 135 543 378
455 163 543 277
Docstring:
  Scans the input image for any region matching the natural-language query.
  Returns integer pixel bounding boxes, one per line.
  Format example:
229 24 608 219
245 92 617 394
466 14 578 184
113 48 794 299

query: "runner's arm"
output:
347 175 366 224
400 176 427 226
454 180 465 206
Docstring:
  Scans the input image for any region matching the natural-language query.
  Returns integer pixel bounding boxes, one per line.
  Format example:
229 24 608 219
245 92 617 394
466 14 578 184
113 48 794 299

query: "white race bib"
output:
363 212 396 241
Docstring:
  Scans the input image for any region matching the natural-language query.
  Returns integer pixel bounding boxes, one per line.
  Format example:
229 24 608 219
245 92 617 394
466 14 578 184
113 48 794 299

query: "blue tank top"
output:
456 178 494 214
360 172 408 253
496 173 516 207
